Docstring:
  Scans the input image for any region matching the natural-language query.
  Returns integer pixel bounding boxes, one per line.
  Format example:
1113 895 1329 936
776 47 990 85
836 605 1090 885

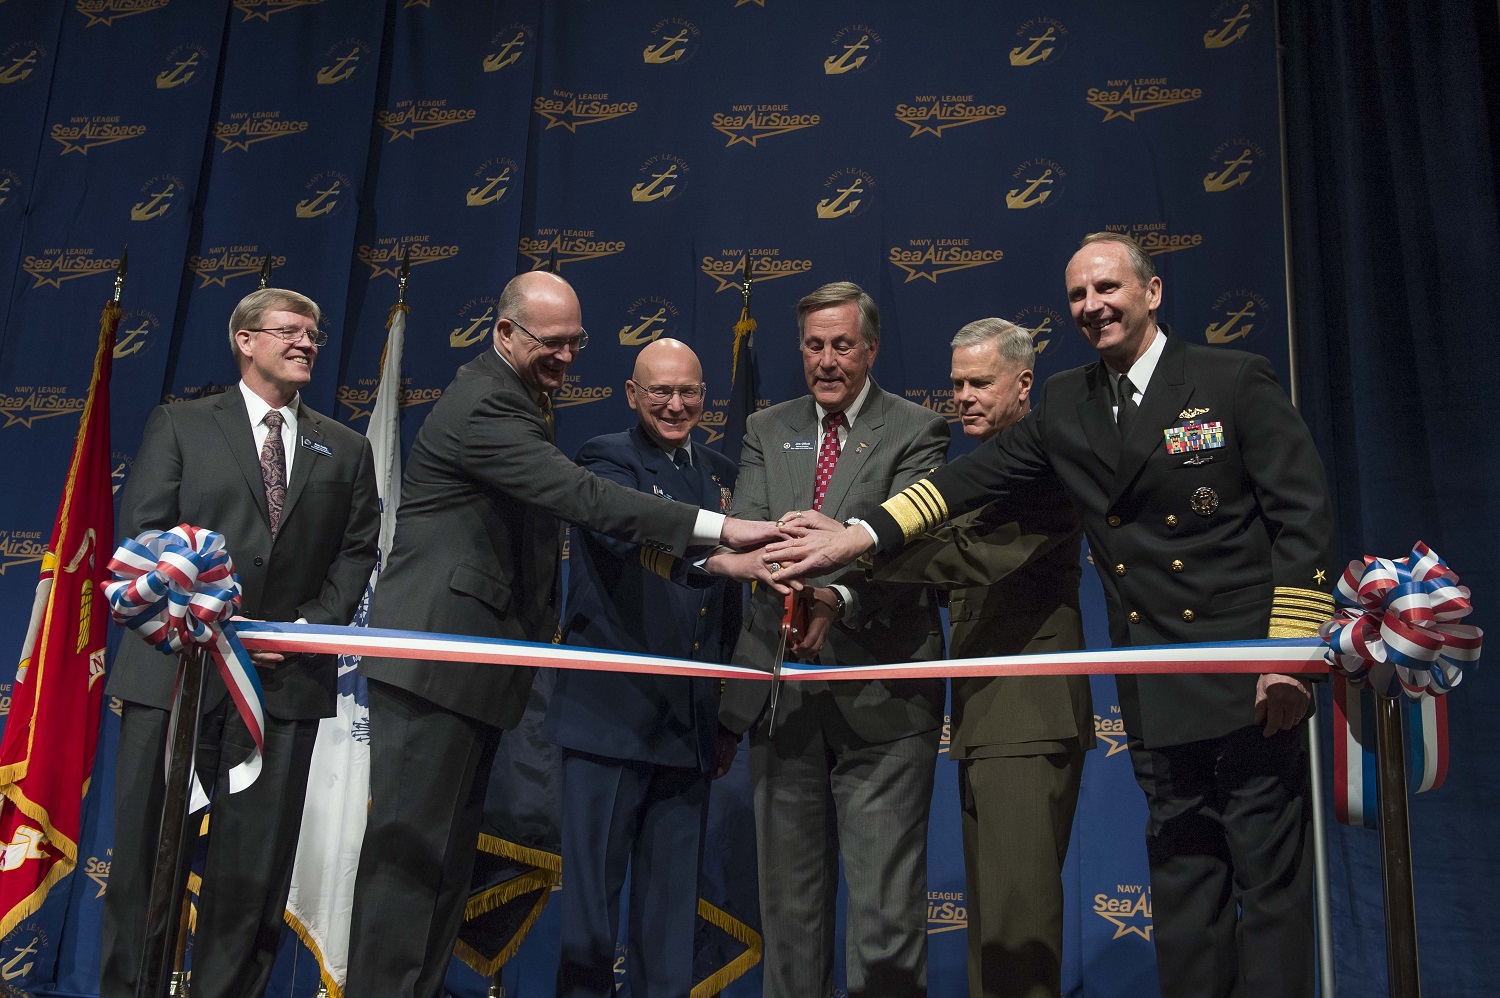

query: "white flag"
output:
284 306 405 997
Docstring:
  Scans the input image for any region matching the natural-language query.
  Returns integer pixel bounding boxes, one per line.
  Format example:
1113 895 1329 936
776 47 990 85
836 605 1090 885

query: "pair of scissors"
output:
766 590 807 736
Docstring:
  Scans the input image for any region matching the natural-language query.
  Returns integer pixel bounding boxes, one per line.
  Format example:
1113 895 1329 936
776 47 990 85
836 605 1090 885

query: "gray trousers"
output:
749 681 939 998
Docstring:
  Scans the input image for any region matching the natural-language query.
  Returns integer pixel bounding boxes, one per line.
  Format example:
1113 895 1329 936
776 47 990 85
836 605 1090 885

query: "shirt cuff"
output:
692 509 726 546
858 520 879 546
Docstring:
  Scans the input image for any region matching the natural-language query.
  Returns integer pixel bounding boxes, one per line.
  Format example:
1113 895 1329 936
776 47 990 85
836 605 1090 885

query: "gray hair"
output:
1078 231 1156 284
228 288 321 356
796 281 879 347
950 317 1035 370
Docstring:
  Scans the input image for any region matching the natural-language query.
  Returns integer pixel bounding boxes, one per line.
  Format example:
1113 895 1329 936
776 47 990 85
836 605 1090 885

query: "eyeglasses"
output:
247 325 328 347
509 318 588 353
637 383 706 404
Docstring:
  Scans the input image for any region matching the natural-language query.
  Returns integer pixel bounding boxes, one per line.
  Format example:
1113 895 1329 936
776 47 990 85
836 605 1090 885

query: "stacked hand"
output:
704 516 800 593
760 509 874 585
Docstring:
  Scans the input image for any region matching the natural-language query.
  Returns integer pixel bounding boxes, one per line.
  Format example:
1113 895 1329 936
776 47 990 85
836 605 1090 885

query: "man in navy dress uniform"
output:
542 338 746 998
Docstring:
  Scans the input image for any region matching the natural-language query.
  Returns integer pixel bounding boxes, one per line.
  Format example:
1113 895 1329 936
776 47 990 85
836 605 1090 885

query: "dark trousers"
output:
958 745 1085 998
748 682 938 998
554 748 709 998
346 679 502 998
101 699 318 998
1128 724 1315 998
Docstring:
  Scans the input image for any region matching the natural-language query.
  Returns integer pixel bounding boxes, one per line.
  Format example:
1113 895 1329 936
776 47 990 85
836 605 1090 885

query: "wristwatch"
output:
827 587 846 619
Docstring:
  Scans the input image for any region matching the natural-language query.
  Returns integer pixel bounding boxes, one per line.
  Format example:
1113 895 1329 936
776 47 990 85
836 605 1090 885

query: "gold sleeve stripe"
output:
880 479 949 542
639 548 674 580
1268 586 1335 638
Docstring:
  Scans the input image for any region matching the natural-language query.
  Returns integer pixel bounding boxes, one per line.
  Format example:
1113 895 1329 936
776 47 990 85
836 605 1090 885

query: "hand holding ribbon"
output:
103 524 267 812
1320 541 1483 698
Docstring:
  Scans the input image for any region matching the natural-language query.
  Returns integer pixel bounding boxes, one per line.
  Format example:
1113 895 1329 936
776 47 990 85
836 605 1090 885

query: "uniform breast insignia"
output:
1182 454 1216 466
1190 486 1219 516
652 483 676 501
719 486 733 513
1178 406 1210 420
1164 420 1225 455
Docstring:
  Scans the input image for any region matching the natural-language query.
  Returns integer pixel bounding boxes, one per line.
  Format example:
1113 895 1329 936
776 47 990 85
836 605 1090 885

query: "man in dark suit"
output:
869 318 1091 998
718 282 949 998
766 234 1334 998
541 338 741 998
102 289 380 998
346 272 781 998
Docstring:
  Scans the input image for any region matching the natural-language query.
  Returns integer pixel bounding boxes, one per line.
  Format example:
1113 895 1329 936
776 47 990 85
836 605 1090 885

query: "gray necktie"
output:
260 411 287 536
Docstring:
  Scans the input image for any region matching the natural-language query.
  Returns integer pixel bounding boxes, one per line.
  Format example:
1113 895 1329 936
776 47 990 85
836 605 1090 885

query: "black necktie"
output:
673 448 690 469
1116 373 1137 435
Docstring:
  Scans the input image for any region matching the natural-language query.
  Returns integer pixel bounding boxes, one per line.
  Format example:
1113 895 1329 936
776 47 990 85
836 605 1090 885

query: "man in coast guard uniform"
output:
766 234 1334 998
103 289 380 998
542 338 742 998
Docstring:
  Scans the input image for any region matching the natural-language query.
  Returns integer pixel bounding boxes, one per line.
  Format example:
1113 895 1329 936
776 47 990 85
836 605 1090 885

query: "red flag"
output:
0 299 117 936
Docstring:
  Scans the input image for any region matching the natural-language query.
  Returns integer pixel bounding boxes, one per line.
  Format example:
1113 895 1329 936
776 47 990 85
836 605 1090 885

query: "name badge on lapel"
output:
1163 421 1224 455
784 441 814 451
301 436 332 458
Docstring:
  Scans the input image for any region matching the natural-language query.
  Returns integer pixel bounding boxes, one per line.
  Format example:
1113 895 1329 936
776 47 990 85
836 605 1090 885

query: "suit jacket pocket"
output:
449 563 512 615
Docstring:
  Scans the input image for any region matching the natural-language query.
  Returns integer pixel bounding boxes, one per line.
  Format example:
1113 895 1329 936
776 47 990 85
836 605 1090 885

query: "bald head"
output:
626 338 706 449
493 270 585 393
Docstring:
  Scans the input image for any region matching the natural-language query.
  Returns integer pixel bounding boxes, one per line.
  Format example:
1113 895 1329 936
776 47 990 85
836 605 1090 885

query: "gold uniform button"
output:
1171 560 1185 572
1128 611 1142 624
1182 609 1195 622
1165 514 1179 527
693 641 701 651
699 607 708 617
1108 515 1122 527
1114 563 1126 576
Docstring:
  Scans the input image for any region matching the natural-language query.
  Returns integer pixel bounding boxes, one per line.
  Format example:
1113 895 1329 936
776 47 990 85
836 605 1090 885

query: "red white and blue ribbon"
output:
234 620 1329 681
1323 542 1477 826
104 525 266 813
1321 541 1482 699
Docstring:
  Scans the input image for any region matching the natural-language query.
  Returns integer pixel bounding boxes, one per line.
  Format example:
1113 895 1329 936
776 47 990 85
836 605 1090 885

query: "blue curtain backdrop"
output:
1280 1 1500 995
0 0 1487 995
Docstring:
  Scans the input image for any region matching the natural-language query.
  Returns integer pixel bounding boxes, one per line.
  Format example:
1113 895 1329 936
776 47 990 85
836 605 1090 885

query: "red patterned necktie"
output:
260 410 287 536
812 411 844 511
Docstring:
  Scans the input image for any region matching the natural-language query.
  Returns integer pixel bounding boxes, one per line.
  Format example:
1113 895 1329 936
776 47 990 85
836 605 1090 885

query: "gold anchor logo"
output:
0 49 38 85
467 167 510 206
317 48 360 85
816 181 864 219
296 179 342 218
1009 26 1056 66
1030 316 1053 354
483 32 526 72
643 30 689 64
155 51 198 89
450 306 494 348
114 319 150 357
1204 5 1252 48
631 165 678 202
1 936 38 980
824 35 870 75
619 307 668 345
130 183 176 222
1205 301 1255 343
1203 149 1252 192
1005 169 1054 209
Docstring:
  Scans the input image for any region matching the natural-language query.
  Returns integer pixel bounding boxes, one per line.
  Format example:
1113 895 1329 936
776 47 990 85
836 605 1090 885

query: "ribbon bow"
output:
104 525 266 811
1320 541 1482 699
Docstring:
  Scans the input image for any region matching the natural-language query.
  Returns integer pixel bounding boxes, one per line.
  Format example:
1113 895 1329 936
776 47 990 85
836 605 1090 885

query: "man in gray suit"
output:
103 288 380 998
346 271 781 998
871 319 1092 998
718 281 949 998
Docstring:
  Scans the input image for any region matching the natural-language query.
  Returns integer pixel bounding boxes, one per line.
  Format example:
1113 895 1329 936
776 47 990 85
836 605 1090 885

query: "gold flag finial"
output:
257 253 272 290
739 252 752 310
111 247 129 306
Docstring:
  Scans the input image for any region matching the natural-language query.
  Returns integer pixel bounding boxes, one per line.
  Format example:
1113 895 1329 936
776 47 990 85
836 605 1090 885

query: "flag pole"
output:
1375 697 1421 996
257 253 272 291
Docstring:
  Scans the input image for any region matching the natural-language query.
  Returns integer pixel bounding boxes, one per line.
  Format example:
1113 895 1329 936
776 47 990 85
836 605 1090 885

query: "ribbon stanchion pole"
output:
1375 695 1421 997
135 647 206 998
